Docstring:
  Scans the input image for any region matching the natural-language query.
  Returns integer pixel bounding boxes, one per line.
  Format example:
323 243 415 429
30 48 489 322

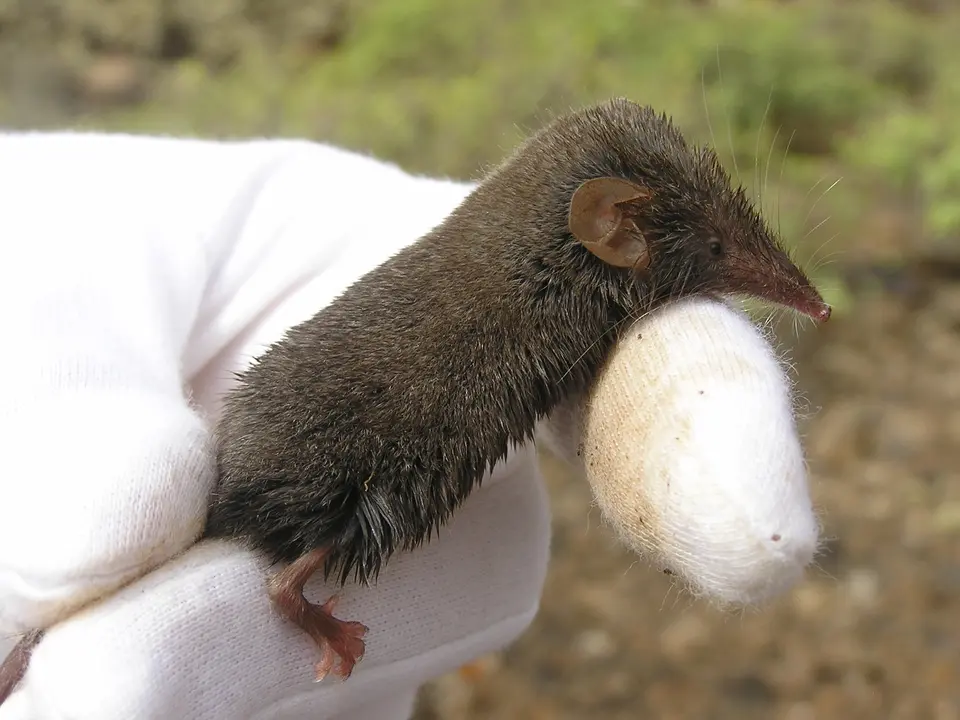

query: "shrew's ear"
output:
568 177 652 270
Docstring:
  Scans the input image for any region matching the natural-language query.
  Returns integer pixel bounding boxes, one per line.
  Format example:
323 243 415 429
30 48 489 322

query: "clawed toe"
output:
322 620 368 680
268 549 370 683
314 643 339 681
313 626 368 680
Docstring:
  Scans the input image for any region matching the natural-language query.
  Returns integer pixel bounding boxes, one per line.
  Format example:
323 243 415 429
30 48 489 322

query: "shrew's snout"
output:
789 285 832 324
810 302 832 323
772 259 831 323
730 248 832 323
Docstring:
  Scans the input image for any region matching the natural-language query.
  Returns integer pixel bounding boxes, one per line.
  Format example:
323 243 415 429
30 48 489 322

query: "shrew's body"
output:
202 97 830 681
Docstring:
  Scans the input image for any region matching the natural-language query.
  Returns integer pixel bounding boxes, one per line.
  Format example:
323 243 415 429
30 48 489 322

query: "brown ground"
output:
413 261 960 720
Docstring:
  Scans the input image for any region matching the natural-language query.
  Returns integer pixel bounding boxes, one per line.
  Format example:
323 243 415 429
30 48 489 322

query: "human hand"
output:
0 134 551 719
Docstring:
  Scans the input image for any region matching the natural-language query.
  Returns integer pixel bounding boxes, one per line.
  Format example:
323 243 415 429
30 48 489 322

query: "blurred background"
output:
3 0 958 717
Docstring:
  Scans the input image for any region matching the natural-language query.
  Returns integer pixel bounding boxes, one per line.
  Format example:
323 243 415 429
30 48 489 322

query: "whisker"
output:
801 176 842 234
777 128 796 239
701 63 719 155
795 175 824 239
643 262 664 316
802 215 831 241
760 307 781 336
800 175 826 207
810 248 845 276
678 261 697 298
808 230 841 270
755 85 774 207
761 304 793 340
715 45 740 183
764 123 782 226
813 248 844 268
555 313 638 387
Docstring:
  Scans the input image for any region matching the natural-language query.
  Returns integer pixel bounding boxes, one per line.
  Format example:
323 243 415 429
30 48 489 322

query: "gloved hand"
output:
0 134 554 720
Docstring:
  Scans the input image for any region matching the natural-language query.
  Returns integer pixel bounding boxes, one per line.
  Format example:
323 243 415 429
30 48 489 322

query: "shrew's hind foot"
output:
267 547 369 681
306 594 368 680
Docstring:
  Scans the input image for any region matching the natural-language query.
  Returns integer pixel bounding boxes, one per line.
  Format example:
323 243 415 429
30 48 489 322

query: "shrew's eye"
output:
708 238 723 257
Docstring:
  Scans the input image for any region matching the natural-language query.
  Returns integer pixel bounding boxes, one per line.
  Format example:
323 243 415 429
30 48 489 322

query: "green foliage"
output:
3 0 960 270
841 67 960 250
698 5 879 159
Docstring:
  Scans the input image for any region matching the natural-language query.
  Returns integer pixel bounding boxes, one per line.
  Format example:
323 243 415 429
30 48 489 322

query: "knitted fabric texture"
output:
580 296 819 606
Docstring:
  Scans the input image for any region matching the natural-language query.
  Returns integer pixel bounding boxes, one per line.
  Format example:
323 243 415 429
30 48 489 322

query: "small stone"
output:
932 502 960 534
845 568 880 610
793 583 829 618
574 629 615 660
457 653 501 683
784 702 817 720
935 700 959 720
660 614 710 661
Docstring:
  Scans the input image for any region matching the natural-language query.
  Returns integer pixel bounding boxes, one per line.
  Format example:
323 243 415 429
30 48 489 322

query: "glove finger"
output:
0 135 294 633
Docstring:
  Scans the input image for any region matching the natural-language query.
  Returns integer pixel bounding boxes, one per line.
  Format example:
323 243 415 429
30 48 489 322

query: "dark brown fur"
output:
0 98 830 702
202 97 828 586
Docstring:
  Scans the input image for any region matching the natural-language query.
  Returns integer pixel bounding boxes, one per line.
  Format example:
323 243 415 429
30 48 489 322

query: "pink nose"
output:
814 304 832 323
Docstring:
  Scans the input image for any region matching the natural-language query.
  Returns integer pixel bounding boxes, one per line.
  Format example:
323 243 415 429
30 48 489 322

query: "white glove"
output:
0 134 553 720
